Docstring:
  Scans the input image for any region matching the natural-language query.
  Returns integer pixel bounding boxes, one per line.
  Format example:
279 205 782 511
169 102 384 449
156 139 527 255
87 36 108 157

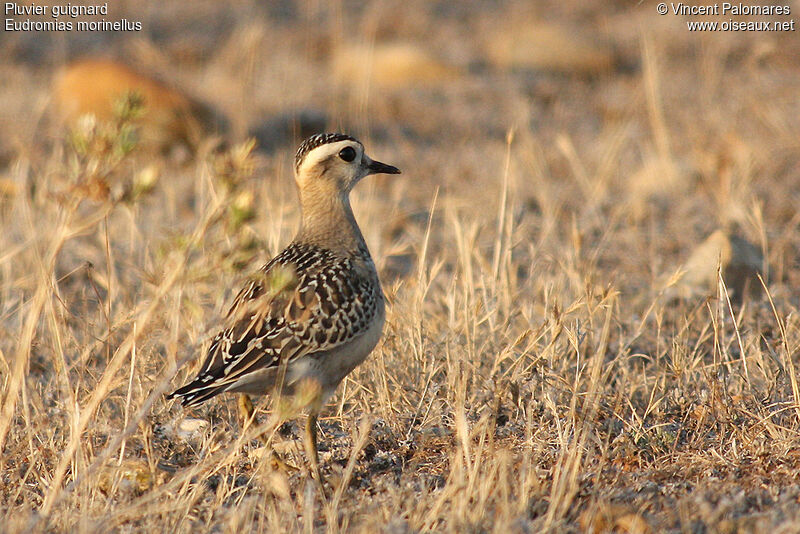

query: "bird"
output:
167 133 400 484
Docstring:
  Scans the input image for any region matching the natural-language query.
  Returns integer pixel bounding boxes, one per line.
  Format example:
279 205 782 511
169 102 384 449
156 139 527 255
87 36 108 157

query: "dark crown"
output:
294 133 358 171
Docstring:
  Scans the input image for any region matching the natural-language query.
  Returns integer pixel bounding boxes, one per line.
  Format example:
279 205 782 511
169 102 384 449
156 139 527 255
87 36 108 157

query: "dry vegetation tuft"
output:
2 1 800 532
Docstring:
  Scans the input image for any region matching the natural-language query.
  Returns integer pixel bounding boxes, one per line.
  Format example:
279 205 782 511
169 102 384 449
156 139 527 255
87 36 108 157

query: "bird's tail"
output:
166 380 227 407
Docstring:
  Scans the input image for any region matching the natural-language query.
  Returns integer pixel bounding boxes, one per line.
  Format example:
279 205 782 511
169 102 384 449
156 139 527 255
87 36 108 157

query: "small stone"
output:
485 20 615 75
97 458 153 496
162 417 209 442
673 230 764 299
332 43 460 90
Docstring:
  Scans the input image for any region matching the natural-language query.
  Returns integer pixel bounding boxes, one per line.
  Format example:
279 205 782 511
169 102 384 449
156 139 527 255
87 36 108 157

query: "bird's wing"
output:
168 244 380 406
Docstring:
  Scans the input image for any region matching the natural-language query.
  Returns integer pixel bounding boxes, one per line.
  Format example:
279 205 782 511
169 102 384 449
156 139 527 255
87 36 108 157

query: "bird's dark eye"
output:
338 146 356 162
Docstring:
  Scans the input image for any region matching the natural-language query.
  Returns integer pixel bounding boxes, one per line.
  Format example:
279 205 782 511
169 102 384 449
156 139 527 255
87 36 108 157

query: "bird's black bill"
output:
366 159 401 175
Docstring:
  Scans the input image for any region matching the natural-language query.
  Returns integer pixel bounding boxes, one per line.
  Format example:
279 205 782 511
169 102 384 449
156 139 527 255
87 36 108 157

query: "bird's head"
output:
294 133 401 195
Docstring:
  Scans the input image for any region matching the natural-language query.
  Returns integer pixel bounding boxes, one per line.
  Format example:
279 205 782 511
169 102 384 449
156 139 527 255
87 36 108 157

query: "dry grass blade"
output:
760 275 800 421
39 200 225 520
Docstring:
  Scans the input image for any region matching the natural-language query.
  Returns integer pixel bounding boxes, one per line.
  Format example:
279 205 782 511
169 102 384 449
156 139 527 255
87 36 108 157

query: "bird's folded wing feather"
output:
170 249 378 404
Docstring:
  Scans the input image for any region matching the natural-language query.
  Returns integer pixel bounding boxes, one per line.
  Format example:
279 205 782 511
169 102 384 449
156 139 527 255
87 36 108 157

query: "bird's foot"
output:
268 449 299 473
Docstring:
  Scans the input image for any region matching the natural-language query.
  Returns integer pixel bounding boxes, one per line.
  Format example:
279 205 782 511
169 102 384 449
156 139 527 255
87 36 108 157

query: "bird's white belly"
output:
226 310 385 406
293 310 385 395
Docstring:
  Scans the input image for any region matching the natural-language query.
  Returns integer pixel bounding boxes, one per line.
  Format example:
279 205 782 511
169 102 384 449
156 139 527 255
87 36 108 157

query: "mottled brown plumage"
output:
169 242 382 406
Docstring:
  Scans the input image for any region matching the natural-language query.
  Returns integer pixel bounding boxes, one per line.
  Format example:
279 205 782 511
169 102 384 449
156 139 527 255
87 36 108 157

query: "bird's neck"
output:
296 188 367 253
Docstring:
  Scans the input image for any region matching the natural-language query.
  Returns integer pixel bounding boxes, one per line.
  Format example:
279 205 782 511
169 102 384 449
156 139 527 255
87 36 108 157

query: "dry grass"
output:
3 1 800 532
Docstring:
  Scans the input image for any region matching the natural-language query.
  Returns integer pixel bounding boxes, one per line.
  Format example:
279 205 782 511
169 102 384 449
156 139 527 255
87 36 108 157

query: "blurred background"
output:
2 1 799 263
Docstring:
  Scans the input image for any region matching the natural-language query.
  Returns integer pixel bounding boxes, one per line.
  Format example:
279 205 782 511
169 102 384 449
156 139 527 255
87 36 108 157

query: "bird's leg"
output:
238 394 257 430
304 412 326 494
238 394 295 472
